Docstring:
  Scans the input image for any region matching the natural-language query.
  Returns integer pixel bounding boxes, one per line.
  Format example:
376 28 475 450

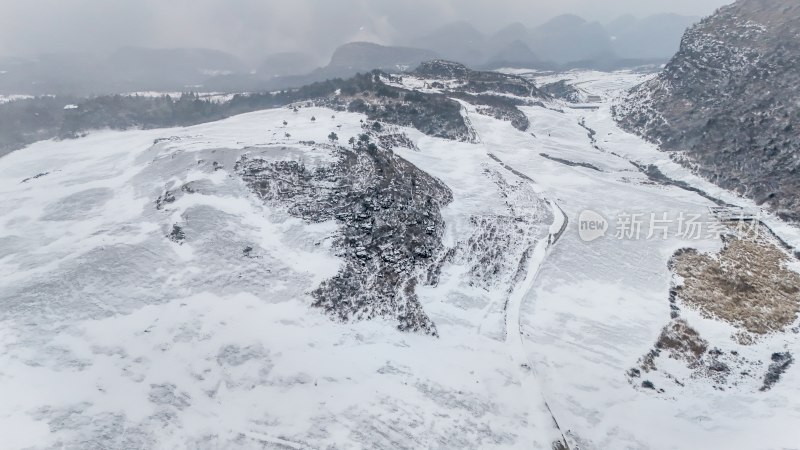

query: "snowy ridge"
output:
616 0 800 220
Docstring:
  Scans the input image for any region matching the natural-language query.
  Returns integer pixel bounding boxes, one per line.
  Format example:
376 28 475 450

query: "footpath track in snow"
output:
507 198 569 449
489 151 571 449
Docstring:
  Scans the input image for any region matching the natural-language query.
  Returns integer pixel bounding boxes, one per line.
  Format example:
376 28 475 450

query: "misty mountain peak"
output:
491 22 529 43
328 42 437 72
258 52 319 78
427 20 485 42
538 14 588 31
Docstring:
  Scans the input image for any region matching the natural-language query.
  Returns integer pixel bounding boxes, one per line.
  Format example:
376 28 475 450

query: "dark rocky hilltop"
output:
617 0 800 220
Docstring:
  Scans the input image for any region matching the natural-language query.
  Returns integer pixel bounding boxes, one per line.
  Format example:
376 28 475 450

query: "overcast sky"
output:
0 0 733 63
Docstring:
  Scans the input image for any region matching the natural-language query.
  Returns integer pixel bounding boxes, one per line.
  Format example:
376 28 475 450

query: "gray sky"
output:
0 0 733 62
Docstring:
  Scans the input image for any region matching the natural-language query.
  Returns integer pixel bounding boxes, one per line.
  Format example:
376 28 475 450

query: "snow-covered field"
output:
499 71 800 450
0 106 563 448
1 71 798 449
0 94 36 104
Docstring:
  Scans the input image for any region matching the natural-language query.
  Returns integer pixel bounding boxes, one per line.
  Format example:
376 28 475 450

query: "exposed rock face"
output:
414 60 473 79
617 0 800 220
539 80 585 103
413 60 546 131
322 71 476 142
236 138 453 335
762 352 794 391
415 60 544 98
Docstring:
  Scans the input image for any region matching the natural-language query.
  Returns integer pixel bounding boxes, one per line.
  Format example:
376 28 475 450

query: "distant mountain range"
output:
408 13 699 69
0 48 249 96
607 13 704 59
0 13 698 96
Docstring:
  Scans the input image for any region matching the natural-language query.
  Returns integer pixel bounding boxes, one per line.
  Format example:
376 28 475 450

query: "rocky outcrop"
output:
236 137 452 335
415 60 545 98
413 60 546 131
617 0 800 220
539 80 585 103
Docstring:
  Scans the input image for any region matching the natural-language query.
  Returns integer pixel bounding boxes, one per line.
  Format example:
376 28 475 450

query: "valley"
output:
2 67 799 449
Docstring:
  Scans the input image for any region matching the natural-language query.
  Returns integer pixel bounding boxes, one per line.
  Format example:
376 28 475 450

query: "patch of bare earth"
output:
670 224 800 336
629 223 800 393
630 318 760 391
652 319 708 365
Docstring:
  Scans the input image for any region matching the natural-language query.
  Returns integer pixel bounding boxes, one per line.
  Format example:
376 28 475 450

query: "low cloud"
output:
0 0 732 62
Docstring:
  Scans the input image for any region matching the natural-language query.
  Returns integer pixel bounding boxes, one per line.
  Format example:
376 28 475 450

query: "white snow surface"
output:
120 92 239 103
1 71 799 449
0 107 561 449
0 94 36 104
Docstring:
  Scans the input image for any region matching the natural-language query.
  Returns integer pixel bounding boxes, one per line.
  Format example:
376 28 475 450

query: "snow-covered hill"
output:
617 0 800 221
1 68 799 449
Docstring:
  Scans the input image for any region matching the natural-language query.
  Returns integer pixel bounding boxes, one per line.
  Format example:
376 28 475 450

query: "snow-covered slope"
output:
1 69 799 449
0 106 566 448
617 0 800 221
500 71 800 450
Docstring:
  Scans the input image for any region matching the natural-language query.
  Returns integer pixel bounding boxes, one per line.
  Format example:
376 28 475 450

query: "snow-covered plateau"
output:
1 70 798 449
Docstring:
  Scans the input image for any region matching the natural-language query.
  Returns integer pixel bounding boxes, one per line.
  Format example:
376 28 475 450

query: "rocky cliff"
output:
617 0 800 220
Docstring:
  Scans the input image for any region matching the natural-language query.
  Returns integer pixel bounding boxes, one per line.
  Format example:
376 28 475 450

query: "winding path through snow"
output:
489 151 571 448
507 197 570 448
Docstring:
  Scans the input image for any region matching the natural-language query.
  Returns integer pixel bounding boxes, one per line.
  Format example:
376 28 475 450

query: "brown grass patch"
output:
655 319 709 359
639 319 708 372
671 225 800 335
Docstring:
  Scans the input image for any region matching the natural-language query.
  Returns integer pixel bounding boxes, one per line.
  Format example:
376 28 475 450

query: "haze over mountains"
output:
0 13 698 96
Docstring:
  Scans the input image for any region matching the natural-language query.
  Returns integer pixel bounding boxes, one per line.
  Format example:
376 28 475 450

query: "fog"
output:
0 0 733 62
